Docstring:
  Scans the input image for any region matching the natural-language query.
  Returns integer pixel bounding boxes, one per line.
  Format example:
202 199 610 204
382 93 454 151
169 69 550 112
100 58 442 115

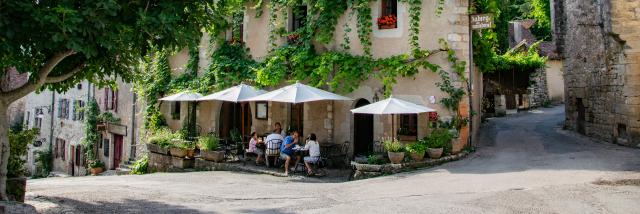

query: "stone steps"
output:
116 161 134 175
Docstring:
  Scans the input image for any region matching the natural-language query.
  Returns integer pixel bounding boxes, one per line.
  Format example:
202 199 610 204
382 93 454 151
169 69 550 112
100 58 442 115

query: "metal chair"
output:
264 139 283 168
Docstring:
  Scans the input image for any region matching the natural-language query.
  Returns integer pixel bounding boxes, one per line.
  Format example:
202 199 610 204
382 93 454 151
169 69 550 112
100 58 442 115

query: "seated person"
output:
280 130 299 176
303 133 321 175
246 132 264 164
273 122 286 137
265 130 284 151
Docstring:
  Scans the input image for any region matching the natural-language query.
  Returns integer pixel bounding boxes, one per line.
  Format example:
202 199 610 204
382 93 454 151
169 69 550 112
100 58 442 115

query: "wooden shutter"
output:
72 100 76 121
61 140 66 161
54 140 59 158
103 88 108 111
113 89 118 112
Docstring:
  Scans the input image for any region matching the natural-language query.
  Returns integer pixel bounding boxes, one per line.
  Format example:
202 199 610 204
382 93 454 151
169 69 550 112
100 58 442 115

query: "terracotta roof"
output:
538 41 561 59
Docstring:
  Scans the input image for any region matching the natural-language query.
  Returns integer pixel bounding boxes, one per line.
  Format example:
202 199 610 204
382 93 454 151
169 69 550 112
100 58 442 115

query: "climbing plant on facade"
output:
81 99 100 165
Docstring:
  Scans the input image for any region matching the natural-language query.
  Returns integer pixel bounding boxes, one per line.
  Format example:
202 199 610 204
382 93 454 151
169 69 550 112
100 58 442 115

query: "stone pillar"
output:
530 67 550 107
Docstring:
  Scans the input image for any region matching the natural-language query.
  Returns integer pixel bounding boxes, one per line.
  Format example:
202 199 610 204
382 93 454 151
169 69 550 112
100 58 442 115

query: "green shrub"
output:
383 138 404 153
33 149 53 178
130 155 149 175
422 129 452 149
148 128 182 149
8 128 39 178
406 142 426 153
366 155 386 165
198 134 221 151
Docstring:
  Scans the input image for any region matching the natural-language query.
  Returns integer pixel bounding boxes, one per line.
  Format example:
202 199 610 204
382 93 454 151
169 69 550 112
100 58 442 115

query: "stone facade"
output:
556 0 640 146
157 0 476 159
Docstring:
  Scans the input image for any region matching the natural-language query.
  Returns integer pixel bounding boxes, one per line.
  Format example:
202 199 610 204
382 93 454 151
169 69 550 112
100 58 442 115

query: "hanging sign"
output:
471 14 495 30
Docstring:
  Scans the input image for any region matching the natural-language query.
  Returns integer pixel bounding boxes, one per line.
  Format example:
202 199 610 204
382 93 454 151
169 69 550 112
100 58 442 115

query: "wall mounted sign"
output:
255 102 268 120
471 13 495 30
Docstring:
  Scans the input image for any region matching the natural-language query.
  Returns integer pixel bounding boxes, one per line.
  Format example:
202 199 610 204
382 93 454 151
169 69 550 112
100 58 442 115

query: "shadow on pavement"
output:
33 196 210 214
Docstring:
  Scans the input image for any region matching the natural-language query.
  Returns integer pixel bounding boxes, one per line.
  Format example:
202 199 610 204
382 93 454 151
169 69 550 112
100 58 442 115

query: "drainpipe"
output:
49 91 55 152
467 0 474 147
130 92 137 160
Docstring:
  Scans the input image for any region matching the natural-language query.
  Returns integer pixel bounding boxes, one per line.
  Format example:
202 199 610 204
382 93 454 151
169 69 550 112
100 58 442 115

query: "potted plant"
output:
88 160 105 176
383 138 405 164
406 142 426 162
198 134 225 162
377 15 397 29
423 129 451 159
7 128 38 202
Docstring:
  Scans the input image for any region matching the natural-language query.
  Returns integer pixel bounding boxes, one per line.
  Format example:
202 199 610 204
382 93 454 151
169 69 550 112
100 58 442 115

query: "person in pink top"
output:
246 132 264 164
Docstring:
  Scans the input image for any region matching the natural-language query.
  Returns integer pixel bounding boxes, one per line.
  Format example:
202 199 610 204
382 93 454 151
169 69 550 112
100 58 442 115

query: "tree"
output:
0 0 216 200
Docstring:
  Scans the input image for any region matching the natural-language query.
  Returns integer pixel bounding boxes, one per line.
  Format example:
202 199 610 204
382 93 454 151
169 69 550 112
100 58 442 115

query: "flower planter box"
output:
378 24 397 29
427 148 443 159
90 167 104 176
7 177 27 202
169 148 188 158
146 143 169 155
201 150 225 162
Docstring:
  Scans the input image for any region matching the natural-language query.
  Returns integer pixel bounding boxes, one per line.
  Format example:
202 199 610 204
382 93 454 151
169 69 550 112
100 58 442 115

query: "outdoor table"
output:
292 148 309 157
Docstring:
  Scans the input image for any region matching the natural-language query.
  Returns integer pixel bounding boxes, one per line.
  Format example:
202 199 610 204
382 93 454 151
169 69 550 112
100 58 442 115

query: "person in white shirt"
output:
264 131 284 152
303 133 321 175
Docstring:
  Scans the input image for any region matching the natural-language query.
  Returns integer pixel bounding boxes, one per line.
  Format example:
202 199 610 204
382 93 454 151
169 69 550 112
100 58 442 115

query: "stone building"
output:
22 80 141 176
554 0 640 146
158 0 480 158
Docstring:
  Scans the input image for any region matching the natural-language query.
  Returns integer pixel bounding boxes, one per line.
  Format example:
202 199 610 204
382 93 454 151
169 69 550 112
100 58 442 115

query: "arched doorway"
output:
218 102 252 141
353 99 373 156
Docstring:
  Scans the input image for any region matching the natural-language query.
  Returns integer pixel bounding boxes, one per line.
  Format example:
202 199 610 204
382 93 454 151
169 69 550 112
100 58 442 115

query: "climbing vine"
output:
81 99 100 164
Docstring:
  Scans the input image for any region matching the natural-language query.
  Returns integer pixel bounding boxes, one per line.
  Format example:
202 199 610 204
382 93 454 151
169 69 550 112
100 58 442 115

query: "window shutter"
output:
57 100 62 118
72 100 76 121
61 141 66 161
114 89 118 112
103 88 108 110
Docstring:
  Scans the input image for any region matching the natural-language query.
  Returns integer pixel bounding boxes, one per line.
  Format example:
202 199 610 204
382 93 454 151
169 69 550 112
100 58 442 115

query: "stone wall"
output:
557 0 640 146
529 67 550 107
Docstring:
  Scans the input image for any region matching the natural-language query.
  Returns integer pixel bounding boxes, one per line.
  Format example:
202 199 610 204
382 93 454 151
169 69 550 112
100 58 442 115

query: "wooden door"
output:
113 134 123 170
353 99 373 156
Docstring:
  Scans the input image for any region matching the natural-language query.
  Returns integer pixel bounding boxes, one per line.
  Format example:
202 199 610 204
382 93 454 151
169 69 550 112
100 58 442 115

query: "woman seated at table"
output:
246 132 264 164
303 133 321 175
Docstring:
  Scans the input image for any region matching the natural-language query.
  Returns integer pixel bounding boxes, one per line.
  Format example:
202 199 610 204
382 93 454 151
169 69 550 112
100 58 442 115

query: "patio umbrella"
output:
198 83 266 141
158 91 203 139
244 81 352 104
159 91 203 101
350 96 436 139
245 81 352 140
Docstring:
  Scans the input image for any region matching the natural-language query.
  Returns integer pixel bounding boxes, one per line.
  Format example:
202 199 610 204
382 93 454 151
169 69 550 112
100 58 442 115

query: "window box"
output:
378 24 397 29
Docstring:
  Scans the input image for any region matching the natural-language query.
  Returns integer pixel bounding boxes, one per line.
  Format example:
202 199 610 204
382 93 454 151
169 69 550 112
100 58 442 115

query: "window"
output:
103 88 118 112
77 83 82 90
56 138 66 160
103 139 110 157
399 114 418 137
34 108 43 129
25 111 30 128
290 5 307 31
378 0 398 29
72 100 85 121
171 102 181 120
231 12 244 43
75 145 83 166
57 99 70 119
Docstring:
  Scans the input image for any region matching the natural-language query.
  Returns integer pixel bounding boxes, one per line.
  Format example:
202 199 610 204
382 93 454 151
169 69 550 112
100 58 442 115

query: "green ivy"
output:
81 99 100 164
8 128 39 178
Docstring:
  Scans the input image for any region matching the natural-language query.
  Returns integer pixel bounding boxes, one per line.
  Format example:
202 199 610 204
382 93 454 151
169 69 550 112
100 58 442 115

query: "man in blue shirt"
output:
280 130 299 176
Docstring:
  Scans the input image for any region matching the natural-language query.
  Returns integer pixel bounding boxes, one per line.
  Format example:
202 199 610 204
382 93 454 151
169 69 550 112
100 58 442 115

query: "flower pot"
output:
427 148 443 159
186 149 196 158
387 151 405 164
410 151 425 162
7 177 27 202
202 150 225 162
169 148 188 158
451 138 463 154
90 167 104 176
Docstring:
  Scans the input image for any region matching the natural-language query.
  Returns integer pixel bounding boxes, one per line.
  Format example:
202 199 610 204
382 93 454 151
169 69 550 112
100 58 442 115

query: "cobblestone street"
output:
25 106 640 213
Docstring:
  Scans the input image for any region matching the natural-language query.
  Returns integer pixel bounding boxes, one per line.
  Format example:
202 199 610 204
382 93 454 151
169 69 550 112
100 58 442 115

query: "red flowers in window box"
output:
377 15 397 29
